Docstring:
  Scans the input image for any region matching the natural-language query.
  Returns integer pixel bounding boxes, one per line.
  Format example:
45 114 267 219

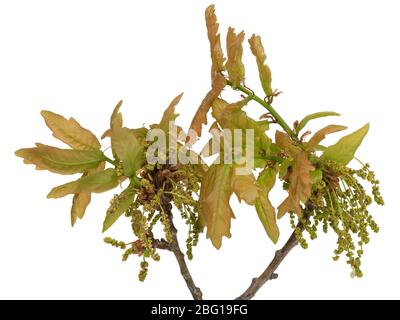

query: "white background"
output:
1 0 399 299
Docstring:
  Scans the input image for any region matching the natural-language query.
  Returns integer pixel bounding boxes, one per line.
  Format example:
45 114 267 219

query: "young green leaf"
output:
296 111 340 133
225 27 245 88
322 123 369 165
249 34 273 97
111 127 144 177
199 164 234 249
255 166 280 243
15 143 105 175
102 190 135 232
47 168 119 199
307 124 347 150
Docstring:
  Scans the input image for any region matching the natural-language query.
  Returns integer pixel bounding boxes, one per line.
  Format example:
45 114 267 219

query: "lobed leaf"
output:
307 124 347 150
249 34 273 97
231 172 258 205
255 166 280 243
15 143 105 175
205 4 225 80
41 111 101 150
188 73 225 139
47 168 119 199
199 164 234 249
278 150 314 218
225 27 245 88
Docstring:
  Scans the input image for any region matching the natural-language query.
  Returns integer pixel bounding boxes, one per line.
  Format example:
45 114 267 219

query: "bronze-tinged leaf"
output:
205 4 225 80
157 93 184 133
101 100 123 139
188 73 225 139
71 193 91 226
211 97 272 154
199 164 234 249
249 34 273 97
277 151 314 218
255 166 280 243
275 131 292 150
231 172 258 205
15 143 105 175
225 27 245 88
41 111 100 150
47 168 119 199
307 124 347 150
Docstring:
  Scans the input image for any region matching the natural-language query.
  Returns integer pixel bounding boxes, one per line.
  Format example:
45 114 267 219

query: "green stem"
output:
227 81 298 141
103 155 117 166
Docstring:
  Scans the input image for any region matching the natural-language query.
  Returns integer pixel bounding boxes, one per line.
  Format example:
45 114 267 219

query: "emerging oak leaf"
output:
47 168 119 199
249 34 273 98
277 150 314 218
322 123 369 165
102 186 135 232
188 73 225 139
109 102 145 177
296 111 341 134
255 166 280 243
307 124 347 150
15 143 105 175
199 164 234 249
70 161 106 226
101 100 123 139
205 4 225 80
231 172 258 205
225 27 245 88
211 98 272 156
41 111 101 150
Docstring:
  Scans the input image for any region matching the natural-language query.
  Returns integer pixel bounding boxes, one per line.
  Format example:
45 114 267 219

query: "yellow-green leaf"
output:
101 100 123 139
226 27 245 88
205 4 225 80
322 123 369 165
279 157 293 180
41 110 100 150
111 127 144 177
249 34 273 97
157 93 184 133
307 124 347 150
211 98 271 154
70 162 105 226
231 172 258 205
47 168 119 199
102 189 135 232
15 143 105 175
71 193 91 226
256 166 280 243
199 164 234 249
296 111 340 133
